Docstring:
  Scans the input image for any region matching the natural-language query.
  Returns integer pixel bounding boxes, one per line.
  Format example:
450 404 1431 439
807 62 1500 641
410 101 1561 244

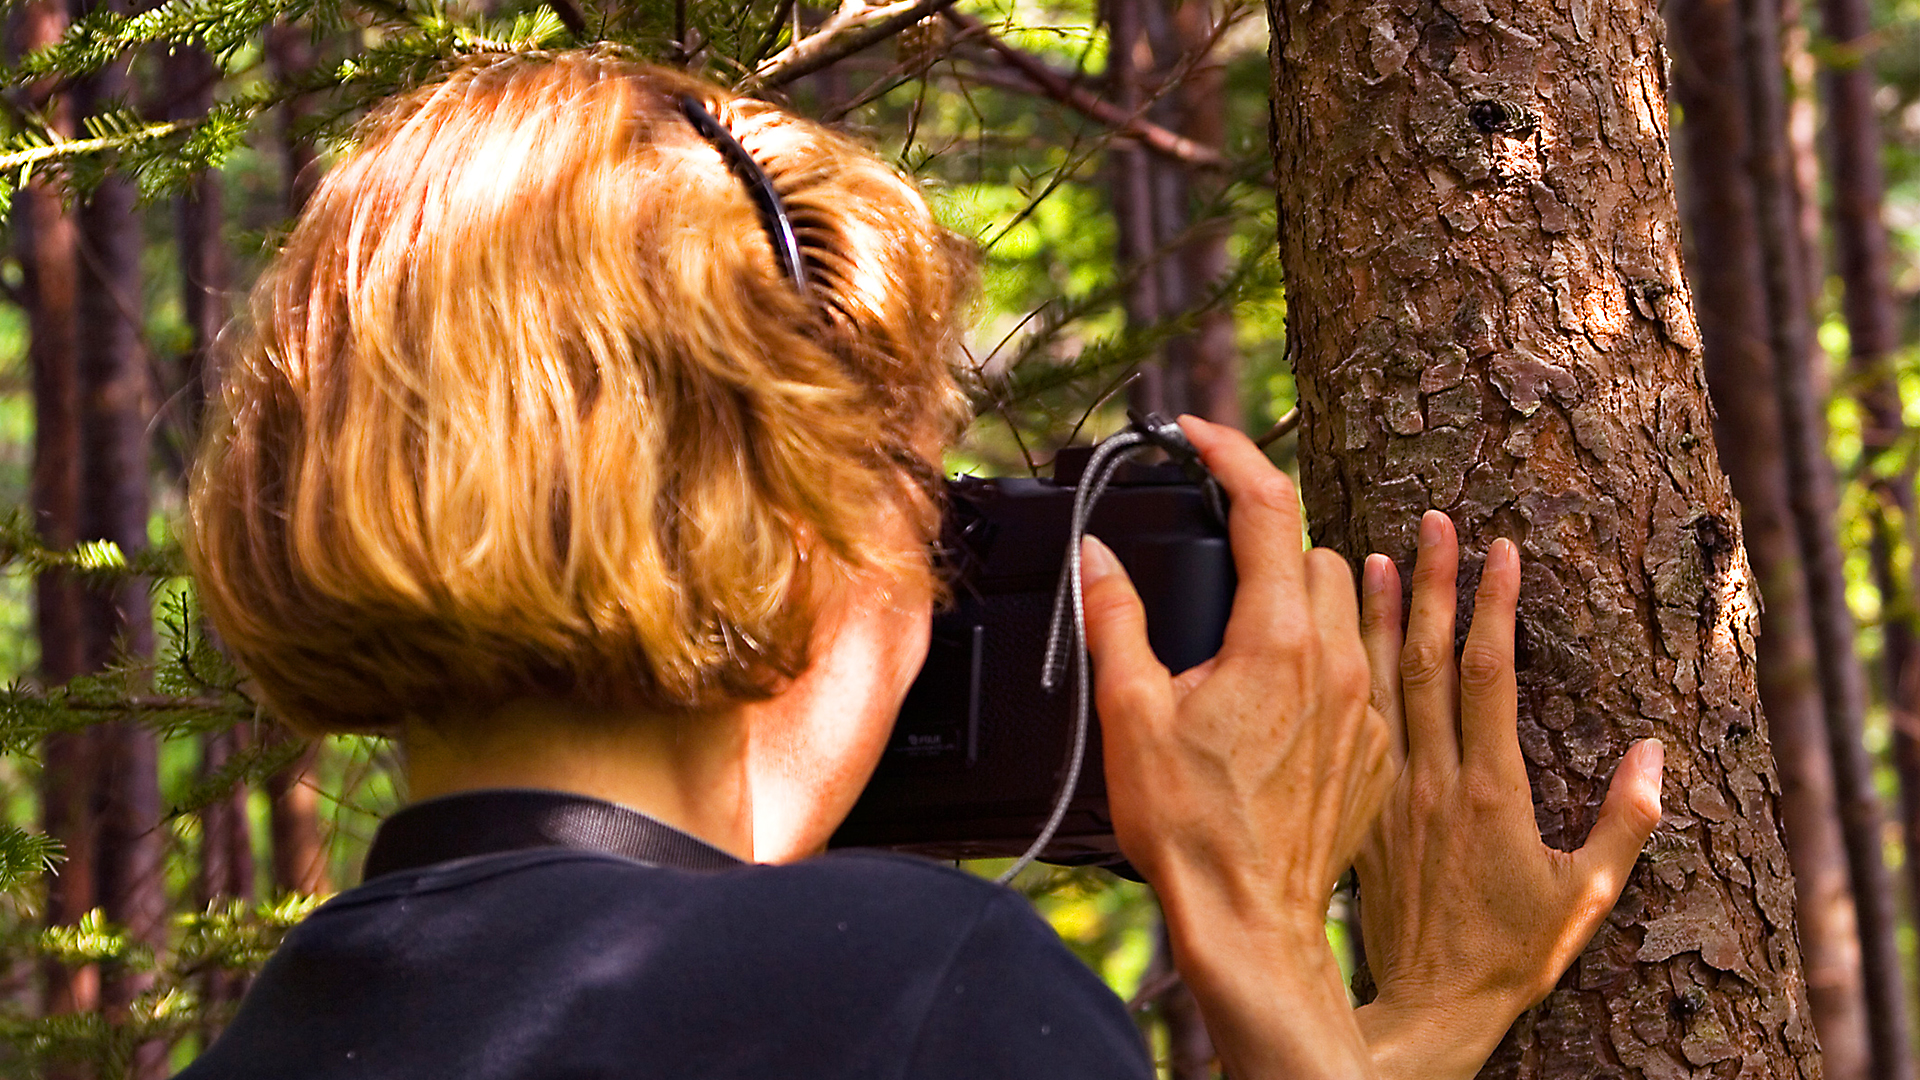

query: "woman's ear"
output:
741 515 935 863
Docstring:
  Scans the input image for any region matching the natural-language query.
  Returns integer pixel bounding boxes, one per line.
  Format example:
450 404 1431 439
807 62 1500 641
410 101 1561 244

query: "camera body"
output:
830 448 1235 871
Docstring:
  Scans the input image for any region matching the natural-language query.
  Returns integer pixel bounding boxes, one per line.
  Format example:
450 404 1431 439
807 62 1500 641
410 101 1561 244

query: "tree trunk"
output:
1107 0 1169 416
166 44 225 450
1669 0 1871 1074
267 743 331 895
195 727 255 1022
1814 0 1920 1073
1779 0 1824 327
1168 0 1239 428
262 22 332 898
265 23 319 212
71 9 161 1075
13 0 93 1059
1266 0 1822 1074
1749 0 1912 1068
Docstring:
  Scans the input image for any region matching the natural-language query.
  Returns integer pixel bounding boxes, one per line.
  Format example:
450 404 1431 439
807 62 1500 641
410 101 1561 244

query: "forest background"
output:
3 0 1920 1075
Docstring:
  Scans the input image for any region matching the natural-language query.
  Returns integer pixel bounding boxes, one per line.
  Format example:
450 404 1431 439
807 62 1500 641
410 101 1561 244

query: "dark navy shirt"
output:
176 790 1154 1079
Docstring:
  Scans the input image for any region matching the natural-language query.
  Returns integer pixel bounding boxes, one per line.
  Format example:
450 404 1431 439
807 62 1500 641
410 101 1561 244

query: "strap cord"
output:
996 414 1204 885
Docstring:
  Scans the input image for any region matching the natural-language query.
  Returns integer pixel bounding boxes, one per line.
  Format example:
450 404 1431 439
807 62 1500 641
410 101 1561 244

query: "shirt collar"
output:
363 788 744 880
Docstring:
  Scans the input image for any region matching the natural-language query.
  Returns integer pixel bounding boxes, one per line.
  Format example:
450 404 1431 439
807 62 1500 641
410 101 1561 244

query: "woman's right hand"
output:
1353 512 1663 1080
1081 415 1393 1080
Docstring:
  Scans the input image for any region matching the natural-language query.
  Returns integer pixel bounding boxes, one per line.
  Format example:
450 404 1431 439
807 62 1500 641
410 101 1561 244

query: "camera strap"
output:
996 413 1213 884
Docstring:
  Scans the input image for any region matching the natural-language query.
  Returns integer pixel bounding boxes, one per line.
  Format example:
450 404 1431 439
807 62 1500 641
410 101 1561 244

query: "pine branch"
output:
750 0 963 88
0 118 184 177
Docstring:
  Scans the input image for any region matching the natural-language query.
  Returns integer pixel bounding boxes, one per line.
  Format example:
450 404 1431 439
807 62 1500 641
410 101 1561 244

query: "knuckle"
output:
1084 583 1143 629
1461 770 1508 813
1399 638 1450 688
1332 648 1372 703
1405 773 1446 816
1244 472 1299 515
1305 546 1348 577
1458 642 1507 692
1096 667 1168 722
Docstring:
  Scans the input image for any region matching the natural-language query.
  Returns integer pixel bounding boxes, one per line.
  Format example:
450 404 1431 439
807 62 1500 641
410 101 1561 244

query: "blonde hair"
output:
188 51 975 735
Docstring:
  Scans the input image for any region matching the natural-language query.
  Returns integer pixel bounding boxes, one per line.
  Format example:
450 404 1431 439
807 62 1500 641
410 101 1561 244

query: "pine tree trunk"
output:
265 23 319 212
1779 0 1824 326
1749 0 1913 1068
262 22 332 898
165 40 253 1024
1168 0 1238 428
71 9 161 1074
1106 0 1169 416
166 44 225 447
1266 0 1822 1072
267 743 330 895
13 0 93 1058
1814 0 1920 1073
1670 0 1871 1074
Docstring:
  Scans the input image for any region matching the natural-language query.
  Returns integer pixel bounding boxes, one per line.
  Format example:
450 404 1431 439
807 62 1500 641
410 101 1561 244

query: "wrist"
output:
1356 991 1518 1080
1155 879 1373 1079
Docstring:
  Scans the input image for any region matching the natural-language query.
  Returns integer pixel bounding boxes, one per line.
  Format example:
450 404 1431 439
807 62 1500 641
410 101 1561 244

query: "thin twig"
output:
943 9 1227 170
1254 407 1300 448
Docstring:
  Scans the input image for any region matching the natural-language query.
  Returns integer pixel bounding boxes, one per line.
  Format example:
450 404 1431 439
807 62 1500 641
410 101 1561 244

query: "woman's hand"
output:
1082 416 1393 1080
1354 512 1664 1080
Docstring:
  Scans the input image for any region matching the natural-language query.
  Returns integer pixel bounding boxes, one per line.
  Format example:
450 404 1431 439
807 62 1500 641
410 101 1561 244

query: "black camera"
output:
830 435 1235 874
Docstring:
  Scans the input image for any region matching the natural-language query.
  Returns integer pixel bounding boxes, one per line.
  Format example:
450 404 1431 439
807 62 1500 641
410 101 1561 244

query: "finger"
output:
1361 553 1407 765
1459 538 1526 789
1080 536 1174 732
1569 739 1664 908
1306 547 1362 642
1307 547 1370 726
1400 511 1461 769
1177 416 1309 659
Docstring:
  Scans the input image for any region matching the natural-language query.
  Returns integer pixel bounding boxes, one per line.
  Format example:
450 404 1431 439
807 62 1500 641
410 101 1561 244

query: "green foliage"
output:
0 897 322 1078
0 823 62 893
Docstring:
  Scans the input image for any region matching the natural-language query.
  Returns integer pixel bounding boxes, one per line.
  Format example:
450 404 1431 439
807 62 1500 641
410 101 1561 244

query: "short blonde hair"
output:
188 51 975 735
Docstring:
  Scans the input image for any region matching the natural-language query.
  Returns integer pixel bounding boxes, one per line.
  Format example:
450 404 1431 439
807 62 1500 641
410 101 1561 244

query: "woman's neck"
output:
402 699 753 859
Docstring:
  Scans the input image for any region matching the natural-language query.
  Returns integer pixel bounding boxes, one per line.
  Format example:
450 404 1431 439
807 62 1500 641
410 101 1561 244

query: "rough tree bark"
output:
1668 0 1870 1074
71 7 161 1075
1266 0 1822 1074
12 0 92 1062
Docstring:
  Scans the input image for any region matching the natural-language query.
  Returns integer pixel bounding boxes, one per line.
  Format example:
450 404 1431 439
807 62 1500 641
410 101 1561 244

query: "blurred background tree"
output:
6 0 1920 1074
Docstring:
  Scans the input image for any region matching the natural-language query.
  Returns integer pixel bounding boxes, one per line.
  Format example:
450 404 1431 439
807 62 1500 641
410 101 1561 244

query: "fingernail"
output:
1081 535 1120 581
1419 511 1445 549
1364 553 1388 596
1491 537 1517 572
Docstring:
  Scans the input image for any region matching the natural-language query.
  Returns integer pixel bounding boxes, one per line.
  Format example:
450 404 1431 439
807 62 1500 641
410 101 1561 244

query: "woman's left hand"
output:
1353 512 1664 1080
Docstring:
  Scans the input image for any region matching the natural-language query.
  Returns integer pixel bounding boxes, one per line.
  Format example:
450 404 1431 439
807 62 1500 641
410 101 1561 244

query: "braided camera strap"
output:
997 416 1204 885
